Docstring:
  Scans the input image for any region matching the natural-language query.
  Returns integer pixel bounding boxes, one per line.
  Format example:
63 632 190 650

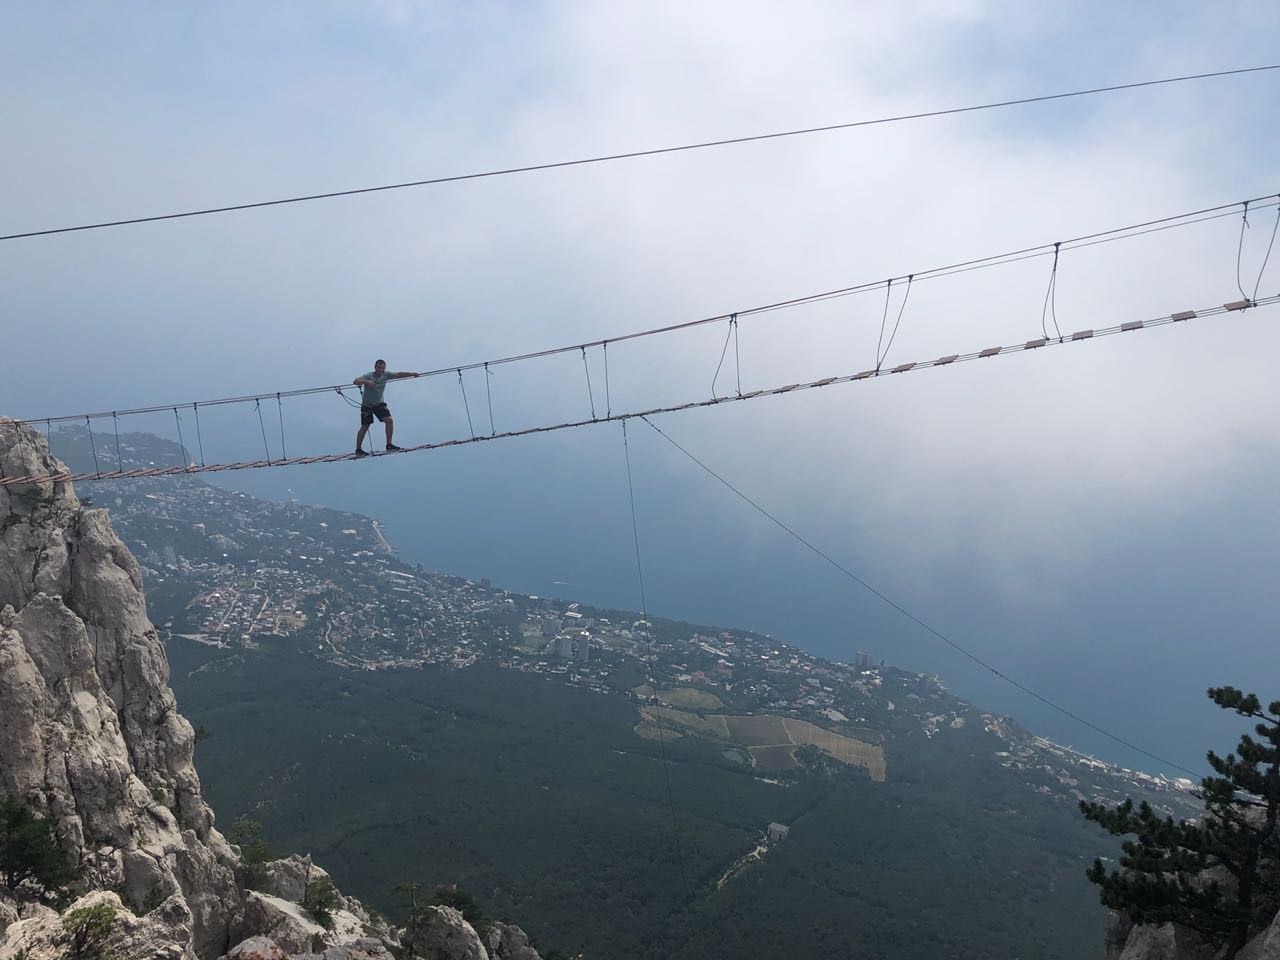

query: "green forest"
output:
169 638 1112 959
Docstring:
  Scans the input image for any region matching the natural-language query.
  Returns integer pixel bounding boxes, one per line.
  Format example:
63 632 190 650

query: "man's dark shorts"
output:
360 403 391 426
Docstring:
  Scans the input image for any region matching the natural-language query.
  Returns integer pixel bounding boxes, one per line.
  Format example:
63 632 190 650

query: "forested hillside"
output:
170 640 1111 959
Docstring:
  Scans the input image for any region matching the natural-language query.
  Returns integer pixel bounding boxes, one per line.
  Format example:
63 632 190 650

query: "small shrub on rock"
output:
62 902 117 959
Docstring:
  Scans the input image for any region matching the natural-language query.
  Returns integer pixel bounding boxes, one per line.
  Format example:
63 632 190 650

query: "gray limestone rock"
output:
259 856 330 904
1237 910 1280 960
0 419 240 959
404 905 489 960
1112 921 1217 960
240 892 328 956
485 920 542 960
0 890 193 960
223 934 290 960
298 938 396 960
0 899 17 938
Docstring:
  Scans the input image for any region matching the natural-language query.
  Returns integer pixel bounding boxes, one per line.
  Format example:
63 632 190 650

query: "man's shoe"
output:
353 449 370 458
385 444 404 452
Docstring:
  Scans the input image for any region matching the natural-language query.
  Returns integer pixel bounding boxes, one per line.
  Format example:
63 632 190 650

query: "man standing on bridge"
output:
353 359 418 457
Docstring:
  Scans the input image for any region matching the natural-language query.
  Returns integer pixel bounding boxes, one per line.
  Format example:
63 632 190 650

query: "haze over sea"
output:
3 3 1279 780
211 413 1278 781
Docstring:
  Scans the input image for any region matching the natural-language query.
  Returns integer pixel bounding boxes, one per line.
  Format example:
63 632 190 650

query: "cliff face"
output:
0 418 242 958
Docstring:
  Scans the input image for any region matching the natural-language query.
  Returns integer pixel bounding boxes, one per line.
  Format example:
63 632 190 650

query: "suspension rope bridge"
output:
6 190 1277 434
4 294 1275 488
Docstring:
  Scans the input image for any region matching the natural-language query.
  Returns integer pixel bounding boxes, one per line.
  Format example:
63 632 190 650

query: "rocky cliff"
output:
0 419 541 960
1106 910 1280 960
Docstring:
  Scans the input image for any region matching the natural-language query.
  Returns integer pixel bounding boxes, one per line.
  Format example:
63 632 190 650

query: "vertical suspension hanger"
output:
276 393 288 460
173 407 189 468
1041 244 1063 342
253 399 271 461
732 313 742 398
112 413 123 472
484 362 496 436
875 279 893 373
876 276 913 371
603 341 611 418
1246 196 1280 303
193 403 206 466
85 416 101 478
711 315 735 399
457 369 476 439
1236 200 1252 303
581 346 598 420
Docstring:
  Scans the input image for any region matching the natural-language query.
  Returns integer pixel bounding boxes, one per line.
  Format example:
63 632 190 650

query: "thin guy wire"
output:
581 347 598 420
1252 201 1280 300
5 296 1275 487
113 414 122 472
193 404 206 466
458 370 475 439
254 400 271 461
276 394 288 460
639 415 1205 780
6 65 1278 242
622 419 695 926
173 408 188 467
484 363 496 436
16 192 1278 427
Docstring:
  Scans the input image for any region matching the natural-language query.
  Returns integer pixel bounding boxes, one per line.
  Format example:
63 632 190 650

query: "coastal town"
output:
63 429 1201 820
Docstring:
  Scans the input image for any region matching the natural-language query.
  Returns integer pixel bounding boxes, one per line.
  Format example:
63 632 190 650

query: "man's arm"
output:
391 371 418 379
353 376 372 386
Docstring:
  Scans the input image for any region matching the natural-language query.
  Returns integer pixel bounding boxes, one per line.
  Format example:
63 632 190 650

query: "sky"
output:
2 1 1279 776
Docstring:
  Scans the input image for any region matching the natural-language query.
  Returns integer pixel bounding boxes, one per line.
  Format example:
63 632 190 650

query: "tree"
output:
1081 686 1280 959
227 817 273 891
0 797 78 897
393 880 421 910
302 876 341 930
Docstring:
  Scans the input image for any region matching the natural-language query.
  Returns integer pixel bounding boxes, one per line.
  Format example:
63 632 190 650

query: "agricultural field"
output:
633 684 726 711
748 744 803 772
782 719 887 781
640 705 726 739
635 708 886 781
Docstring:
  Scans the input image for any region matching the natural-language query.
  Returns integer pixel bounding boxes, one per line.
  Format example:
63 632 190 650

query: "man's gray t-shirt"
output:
360 371 390 407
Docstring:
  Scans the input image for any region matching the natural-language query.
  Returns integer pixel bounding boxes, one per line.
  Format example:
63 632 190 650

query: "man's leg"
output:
384 416 394 446
356 423 370 451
